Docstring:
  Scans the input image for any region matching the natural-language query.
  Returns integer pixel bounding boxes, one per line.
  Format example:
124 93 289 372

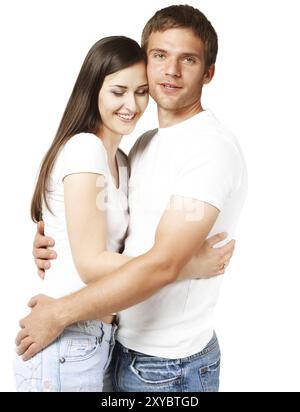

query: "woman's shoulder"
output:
62 132 108 162
65 132 105 151
58 132 109 177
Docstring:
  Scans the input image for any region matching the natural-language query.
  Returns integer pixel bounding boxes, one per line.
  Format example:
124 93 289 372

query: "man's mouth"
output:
159 82 182 90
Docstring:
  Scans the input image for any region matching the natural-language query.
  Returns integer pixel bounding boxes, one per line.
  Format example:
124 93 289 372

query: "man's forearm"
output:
57 249 176 327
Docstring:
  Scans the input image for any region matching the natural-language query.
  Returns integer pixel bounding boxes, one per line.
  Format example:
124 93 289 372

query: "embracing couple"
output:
14 4 247 392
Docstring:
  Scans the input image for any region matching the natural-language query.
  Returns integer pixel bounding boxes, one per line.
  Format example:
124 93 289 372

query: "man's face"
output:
146 28 213 111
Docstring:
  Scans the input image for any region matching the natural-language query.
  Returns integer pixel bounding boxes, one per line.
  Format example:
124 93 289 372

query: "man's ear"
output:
203 64 215 85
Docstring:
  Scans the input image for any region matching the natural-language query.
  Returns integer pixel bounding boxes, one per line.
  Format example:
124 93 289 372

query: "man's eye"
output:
184 57 196 64
153 53 165 60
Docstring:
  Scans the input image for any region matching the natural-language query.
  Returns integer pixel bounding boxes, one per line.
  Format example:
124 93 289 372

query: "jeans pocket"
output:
62 336 100 362
199 357 221 392
130 356 181 385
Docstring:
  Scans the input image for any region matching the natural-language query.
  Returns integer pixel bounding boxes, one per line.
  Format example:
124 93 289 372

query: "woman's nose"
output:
123 93 137 112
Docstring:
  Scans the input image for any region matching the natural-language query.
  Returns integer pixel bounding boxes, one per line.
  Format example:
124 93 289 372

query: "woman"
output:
15 36 232 392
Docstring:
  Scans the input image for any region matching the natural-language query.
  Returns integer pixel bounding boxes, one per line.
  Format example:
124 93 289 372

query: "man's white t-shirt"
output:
41 133 129 298
117 110 248 359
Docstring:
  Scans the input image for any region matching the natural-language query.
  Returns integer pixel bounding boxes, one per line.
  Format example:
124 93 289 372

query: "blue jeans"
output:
14 320 117 392
111 332 220 392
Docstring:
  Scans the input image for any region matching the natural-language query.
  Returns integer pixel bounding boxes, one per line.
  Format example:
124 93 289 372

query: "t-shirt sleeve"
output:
60 133 109 181
172 139 243 211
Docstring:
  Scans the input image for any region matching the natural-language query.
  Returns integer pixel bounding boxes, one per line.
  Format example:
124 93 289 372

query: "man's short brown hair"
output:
141 5 218 69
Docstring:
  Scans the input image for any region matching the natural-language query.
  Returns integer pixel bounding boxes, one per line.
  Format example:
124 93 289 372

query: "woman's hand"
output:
178 232 235 280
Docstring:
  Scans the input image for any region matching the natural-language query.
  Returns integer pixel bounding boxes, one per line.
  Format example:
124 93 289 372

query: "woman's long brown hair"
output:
31 36 146 222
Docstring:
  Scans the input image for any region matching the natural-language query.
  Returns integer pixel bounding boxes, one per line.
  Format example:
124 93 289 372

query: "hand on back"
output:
33 221 57 279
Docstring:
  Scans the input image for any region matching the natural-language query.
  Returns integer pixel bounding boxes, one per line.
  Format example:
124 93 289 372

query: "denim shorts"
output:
111 331 221 392
14 320 118 392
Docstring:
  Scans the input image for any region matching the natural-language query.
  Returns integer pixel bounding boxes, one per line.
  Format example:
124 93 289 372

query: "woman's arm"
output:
33 173 234 283
178 233 235 280
32 219 233 283
64 172 132 284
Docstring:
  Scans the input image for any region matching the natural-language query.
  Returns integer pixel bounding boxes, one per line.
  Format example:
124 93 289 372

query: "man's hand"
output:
15 294 64 361
33 221 57 279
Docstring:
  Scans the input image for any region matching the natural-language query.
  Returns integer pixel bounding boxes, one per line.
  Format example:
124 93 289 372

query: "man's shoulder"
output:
129 128 158 160
184 112 243 156
135 128 158 148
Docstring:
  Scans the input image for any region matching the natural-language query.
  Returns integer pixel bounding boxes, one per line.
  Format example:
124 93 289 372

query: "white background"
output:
1 0 299 392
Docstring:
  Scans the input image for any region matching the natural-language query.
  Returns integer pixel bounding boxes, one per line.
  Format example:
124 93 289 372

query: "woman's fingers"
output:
222 239 235 253
206 232 228 247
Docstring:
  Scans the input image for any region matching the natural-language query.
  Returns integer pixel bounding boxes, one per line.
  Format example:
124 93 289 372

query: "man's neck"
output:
158 101 204 128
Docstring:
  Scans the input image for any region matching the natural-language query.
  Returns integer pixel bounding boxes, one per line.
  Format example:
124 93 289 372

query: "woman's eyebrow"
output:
110 84 148 89
110 85 127 89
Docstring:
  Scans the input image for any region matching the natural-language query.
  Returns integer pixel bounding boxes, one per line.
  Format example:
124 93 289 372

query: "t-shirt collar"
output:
157 109 212 136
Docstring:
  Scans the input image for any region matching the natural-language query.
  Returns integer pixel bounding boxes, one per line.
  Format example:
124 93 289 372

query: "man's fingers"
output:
38 269 45 280
35 259 51 270
35 248 57 260
19 318 26 328
37 220 45 235
15 328 29 346
33 234 55 249
27 299 37 308
16 336 34 356
207 232 228 247
27 294 40 308
22 342 41 361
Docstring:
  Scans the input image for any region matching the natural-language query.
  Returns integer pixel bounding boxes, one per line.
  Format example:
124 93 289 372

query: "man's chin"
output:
155 96 182 111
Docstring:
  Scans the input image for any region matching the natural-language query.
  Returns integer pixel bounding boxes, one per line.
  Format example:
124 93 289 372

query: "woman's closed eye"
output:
111 90 125 97
111 88 148 97
135 88 149 96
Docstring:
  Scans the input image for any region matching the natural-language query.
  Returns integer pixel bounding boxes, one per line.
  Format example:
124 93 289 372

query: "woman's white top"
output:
40 133 129 298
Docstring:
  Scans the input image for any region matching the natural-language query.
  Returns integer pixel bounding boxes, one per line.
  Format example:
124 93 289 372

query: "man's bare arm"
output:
16 196 220 359
56 196 220 321
33 221 232 281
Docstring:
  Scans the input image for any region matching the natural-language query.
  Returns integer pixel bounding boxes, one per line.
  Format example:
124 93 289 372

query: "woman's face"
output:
98 61 148 138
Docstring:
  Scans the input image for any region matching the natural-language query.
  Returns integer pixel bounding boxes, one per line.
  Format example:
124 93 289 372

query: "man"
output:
16 5 247 392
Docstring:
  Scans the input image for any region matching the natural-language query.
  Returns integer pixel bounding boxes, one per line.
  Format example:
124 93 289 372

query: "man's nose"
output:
165 58 181 78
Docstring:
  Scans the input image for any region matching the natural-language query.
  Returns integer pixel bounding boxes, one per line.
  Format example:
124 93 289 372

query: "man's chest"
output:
128 139 181 212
